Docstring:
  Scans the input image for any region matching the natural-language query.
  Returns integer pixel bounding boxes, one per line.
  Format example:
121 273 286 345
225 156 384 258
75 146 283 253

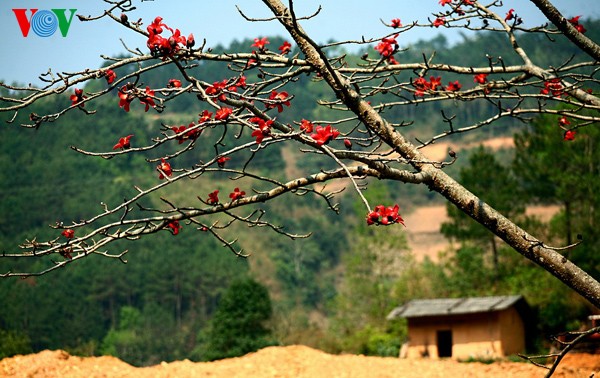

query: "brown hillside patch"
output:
403 204 560 262
1 346 598 378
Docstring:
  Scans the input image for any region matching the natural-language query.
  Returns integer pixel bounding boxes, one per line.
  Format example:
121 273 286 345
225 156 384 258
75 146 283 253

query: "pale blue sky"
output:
1 0 598 85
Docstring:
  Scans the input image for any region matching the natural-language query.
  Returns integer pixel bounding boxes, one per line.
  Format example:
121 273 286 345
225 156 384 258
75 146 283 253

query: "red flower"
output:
429 76 442 91
205 79 228 102
70 88 85 107
250 117 273 144
505 9 515 21
229 187 245 201
474 73 488 84
187 33 195 48
169 29 187 47
104 69 117 84
344 139 352 150
390 18 402 28
413 77 430 96
366 204 405 226
439 0 452 5
157 158 172 179
558 116 571 127
171 125 187 144
61 229 75 239
140 86 156 112
252 37 270 51
310 125 340 146
246 52 259 69
387 56 399 65
563 130 576 141
374 34 398 58
235 76 247 89
171 123 200 144
113 134 133 150
168 79 182 88
568 16 587 34
207 190 220 205
300 119 314 133
541 78 564 97
446 80 462 91
166 220 181 235
147 16 170 35
278 41 292 55
433 17 446 27
118 85 133 112
198 110 213 123
217 156 230 168
215 107 233 121
266 91 291 113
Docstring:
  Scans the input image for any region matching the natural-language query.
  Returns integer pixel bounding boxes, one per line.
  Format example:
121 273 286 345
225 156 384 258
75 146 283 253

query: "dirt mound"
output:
2 346 599 378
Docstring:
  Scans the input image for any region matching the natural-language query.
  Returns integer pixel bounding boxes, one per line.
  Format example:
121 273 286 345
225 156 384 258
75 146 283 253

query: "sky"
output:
1 0 599 85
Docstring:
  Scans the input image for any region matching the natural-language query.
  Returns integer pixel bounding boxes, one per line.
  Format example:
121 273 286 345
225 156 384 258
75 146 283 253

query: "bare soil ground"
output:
2 346 599 378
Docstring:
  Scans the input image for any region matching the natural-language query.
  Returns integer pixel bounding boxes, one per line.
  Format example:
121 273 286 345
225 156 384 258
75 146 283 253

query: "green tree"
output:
513 113 600 277
195 278 275 361
0 328 32 359
441 147 525 277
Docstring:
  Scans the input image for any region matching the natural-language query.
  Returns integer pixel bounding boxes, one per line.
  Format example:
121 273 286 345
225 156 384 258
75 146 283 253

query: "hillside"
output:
2 346 599 378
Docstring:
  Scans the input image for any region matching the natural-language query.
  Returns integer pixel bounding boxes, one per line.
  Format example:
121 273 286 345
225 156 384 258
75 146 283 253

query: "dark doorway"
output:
437 330 453 357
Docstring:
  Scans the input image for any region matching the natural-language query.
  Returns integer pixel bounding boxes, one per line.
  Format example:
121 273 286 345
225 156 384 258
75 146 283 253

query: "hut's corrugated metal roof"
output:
386 295 524 320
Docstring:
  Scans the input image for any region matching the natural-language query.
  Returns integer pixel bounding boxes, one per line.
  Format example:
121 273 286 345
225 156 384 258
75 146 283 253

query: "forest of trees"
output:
1 2 599 367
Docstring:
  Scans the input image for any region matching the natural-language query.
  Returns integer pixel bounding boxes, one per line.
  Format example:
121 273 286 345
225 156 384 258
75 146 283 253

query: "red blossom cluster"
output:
413 76 442 96
266 90 291 113
474 73 488 85
446 80 462 91
205 76 247 102
374 34 399 64
433 17 446 28
568 16 587 34
113 134 133 150
366 204 405 226
249 117 274 144
310 125 340 146
61 229 75 239
390 18 402 28
215 107 232 121
563 130 576 141
504 8 523 24
300 119 314 133
558 116 576 141
118 85 156 112
217 156 230 168
167 78 182 88
103 69 117 84
278 41 292 55
229 187 245 201
172 122 201 144
170 110 213 144
70 88 86 107
198 110 213 124
146 16 193 58
207 190 219 205
167 220 182 235
540 78 564 97
252 37 269 52
139 87 156 111
157 158 173 179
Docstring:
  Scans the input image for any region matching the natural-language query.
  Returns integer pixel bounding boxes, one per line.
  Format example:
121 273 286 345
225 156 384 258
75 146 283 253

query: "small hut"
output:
387 295 530 360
